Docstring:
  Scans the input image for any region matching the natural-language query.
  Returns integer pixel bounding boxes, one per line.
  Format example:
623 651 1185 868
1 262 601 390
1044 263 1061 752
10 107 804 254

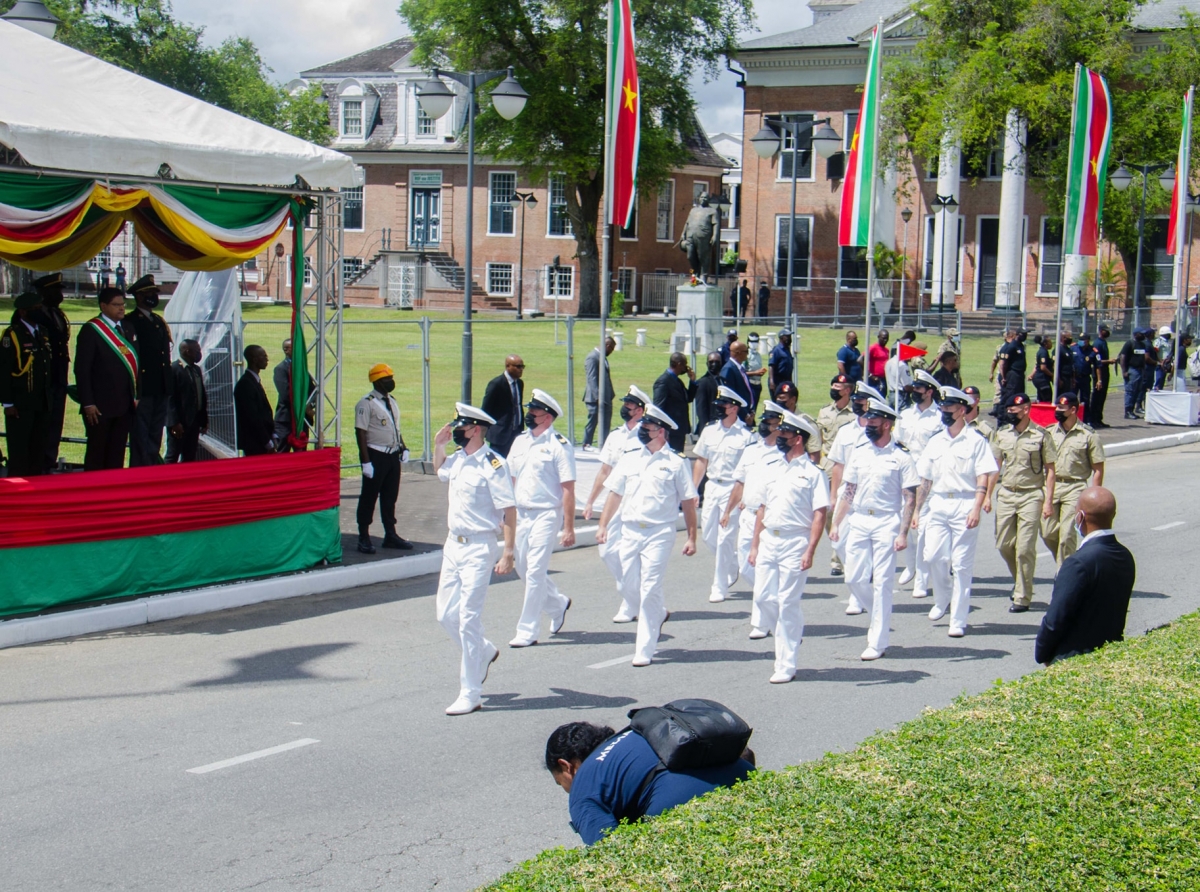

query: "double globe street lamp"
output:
1110 161 1177 329
508 191 538 319
417 66 528 402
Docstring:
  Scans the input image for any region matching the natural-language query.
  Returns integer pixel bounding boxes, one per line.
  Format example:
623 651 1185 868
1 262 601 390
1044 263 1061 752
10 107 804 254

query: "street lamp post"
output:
751 116 841 322
509 191 538 319
900 207 912 326
418 66 528 403
931 194 959 334
1110 162 1176 332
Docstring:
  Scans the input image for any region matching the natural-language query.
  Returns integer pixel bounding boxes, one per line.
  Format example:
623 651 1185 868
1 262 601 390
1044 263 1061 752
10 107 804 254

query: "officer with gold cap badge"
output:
433 403 517 715
817 374 856 575
32 272 71 471
990 392 1057 612
506 388 576 647
126 274 173 466
597 402 699 667
355 363 411 554
0 293 53 477
693 384 754 603
826 381 880 612
583 384 652 622
1041 392 1104 564
895 369 943 595
747 410 829 684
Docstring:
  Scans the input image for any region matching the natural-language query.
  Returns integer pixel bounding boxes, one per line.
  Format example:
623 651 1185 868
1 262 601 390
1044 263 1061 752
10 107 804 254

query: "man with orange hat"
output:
355 363 412 554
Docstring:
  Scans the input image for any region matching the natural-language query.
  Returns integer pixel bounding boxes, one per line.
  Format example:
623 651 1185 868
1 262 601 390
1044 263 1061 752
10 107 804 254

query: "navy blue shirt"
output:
836 344 863 382
770 343 794 384
1094 337 1111 380
567 730 754 845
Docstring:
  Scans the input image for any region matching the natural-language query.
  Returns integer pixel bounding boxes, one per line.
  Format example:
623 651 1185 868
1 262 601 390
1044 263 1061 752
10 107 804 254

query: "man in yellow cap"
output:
354 363 411 554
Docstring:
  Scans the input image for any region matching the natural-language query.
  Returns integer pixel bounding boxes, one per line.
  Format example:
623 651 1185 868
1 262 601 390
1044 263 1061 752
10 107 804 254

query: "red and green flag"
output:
605 0 639 228
838 24 881 248
1062 65 1113 256
1167 86 1194 256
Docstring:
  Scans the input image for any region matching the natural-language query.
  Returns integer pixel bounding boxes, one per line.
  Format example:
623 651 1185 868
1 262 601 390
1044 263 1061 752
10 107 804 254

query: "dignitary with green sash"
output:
75 287 139 471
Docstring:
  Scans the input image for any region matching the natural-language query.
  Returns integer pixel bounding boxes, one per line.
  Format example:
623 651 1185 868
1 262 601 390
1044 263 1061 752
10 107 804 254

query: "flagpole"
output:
862 21 883 365
597 0 616 444
1054 63 1083 407
1173 86 1194 392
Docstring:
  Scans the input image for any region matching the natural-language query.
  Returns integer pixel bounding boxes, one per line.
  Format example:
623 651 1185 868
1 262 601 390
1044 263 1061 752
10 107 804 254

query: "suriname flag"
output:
1062 65 1113 257
838 24 881 248
605 0 639 228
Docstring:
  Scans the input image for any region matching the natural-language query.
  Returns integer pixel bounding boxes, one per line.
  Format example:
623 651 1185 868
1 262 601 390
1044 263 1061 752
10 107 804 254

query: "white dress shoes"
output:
612 612 637 623
769 670 795 684
748 628 770 640
860 647 884 661
928 605 948 621
550 598 572 635
898 567 915 585
508 637 536 648
709 592 726 603
632 656 652 667
845 603 865 616
445 696 481 716
947 625 966 638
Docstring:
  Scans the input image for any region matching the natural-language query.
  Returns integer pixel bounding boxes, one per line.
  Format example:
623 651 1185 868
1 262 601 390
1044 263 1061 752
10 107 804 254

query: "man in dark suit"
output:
653 352 696 452
719 340 754 418
76 287 139 471
32 273 71 471
273 337 315 452
480 353 525 457
127 275 173 466
582 338 615 449
693 352 723 436
234 344 276 456
1 293 53 477
166 339 208 463
1035 487 1136 666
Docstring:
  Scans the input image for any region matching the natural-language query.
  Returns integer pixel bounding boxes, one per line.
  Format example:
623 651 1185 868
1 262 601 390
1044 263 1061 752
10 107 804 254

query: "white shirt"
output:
896 402 941 456
827 418 866 468
1078 528 1116 548
842 439 919 514
885 355 912 393
605 446 698 526
732 440 787 512
507 425 576 510
694 418 754 482
599 421 641 468
438 447 518 536
918 426 999 493
354 390 402 452
761 454 830 533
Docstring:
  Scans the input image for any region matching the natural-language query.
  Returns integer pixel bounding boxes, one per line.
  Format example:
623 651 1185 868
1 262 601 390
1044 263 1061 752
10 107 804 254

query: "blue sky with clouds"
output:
171 0 812 136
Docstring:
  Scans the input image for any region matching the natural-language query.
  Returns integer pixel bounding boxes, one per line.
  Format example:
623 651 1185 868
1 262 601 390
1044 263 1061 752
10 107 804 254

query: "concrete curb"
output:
1104 429 1200 457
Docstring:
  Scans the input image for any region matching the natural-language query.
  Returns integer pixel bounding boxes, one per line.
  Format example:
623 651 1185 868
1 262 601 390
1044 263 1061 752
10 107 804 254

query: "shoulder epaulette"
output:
895 442 909 452
623 445 641 453
487 452 502 470
555 432 569 445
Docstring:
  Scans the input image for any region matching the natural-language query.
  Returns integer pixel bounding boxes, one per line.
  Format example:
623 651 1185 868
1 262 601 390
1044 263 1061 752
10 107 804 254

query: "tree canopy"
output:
399 0 751 315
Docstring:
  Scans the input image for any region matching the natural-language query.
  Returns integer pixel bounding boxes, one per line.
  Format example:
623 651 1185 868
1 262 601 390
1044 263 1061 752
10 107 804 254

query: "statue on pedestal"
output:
677 193 719 280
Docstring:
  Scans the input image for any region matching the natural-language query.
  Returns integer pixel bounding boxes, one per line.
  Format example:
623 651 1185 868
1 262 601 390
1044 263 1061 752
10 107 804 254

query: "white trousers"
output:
845 513 899 651
513 507 569 642
923 496 980 631
903 501 932 590
701 481 740 597
737 508 757 589
599 515 635 616
436 536 498 699
618 521 676 662
752 530 810 675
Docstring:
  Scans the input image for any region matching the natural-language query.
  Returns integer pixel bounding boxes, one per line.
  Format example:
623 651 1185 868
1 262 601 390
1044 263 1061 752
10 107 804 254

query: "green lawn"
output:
4 299 1000 461
485 613 1200 891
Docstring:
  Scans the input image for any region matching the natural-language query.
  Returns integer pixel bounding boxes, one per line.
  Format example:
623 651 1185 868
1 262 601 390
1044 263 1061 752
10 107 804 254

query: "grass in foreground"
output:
485 613 1200 891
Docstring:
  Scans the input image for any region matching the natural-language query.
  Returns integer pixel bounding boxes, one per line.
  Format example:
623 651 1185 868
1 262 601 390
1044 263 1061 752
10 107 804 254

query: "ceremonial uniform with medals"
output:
694 385 754 602
32 273 71 471
0 294 53 476
75 308 139 471
594 386 650 620
1041 393 1104 564
127 276 173 466
506 389 576 647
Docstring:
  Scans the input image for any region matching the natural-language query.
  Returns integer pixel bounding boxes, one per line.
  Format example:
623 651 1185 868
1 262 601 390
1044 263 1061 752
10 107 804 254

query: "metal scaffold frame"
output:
301 192 345 448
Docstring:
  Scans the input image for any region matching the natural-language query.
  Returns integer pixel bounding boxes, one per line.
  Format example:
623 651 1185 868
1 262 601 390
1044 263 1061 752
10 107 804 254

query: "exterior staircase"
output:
345 249 514 310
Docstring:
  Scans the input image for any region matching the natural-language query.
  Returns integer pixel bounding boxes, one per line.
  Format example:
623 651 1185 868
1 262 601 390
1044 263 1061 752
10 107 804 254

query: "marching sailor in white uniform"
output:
829 399 918 660
506 388 576 647
432 403 517 716
597 403 699 666
826 381 883 613
895 369 944 596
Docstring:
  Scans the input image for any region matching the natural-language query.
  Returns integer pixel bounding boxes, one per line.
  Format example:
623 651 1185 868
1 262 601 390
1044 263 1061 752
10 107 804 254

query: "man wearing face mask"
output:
1118 328 1151 420
693 386 754 603
584 385 651 622
990 393 1056 613
962 385 995 438
773 380 824 465
995 328 1029 415
913 387 999 637
895 370 943 595
693 352 724 436
1041 392 1104 566
355 363 411 555
748 411 829 684
0 293 53 477
126 275 173 466
31 273 71 471
506 389 576 647
829 399 918 658
826 381 882 608
721 400 788 634
432 403 517 715
597 404 699 667
817 375 856 576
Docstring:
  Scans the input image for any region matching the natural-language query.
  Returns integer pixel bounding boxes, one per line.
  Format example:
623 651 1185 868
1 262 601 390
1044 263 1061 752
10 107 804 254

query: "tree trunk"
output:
568 174 604 317
1117 246 1138 308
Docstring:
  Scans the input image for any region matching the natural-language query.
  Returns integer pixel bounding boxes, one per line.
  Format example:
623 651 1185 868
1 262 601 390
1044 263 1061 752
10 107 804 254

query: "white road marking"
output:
589 654 637 669
186 738 319 774
1152 521 1186 532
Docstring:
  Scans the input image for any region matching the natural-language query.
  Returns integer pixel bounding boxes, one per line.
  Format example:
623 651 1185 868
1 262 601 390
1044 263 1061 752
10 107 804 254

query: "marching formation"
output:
428 369 1101 715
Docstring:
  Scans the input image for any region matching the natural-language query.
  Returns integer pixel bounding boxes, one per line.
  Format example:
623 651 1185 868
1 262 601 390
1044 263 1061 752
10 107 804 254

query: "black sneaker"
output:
357 537 376 554
382 533 414 550
1008 603 1029 613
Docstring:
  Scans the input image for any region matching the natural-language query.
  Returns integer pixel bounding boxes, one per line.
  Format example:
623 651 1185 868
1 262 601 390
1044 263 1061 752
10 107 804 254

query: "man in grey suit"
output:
272 338 315 451
583 337 615 449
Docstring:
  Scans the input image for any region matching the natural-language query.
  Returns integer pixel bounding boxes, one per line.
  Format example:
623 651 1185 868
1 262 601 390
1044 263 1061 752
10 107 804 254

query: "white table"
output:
1145 390 1200 426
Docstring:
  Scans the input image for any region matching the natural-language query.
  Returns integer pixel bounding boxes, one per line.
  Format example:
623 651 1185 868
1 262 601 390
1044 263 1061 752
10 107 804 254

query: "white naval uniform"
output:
436 447 517 701
732 440 786 631
917 427 999 633
841 438 919 652
507 426 576 643
604 446 698 662
826 418 866 576
595 422 642 610
753 454 830 676
695 418 754 600
895 403 942 592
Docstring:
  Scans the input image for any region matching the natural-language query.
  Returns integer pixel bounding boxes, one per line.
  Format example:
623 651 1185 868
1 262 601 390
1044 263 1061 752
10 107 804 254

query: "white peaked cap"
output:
863 398 898 419
853 381 886 402
913 369 940 388
716 385 748 406
779 409 818 439
759 400 786 417
454 402 496 425
623 384 653 405
938 386 971 406
642 402 678 430
528 388 563 417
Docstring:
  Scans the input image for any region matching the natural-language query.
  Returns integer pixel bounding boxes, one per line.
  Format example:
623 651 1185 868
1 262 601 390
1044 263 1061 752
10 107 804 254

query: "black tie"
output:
511 380 520 427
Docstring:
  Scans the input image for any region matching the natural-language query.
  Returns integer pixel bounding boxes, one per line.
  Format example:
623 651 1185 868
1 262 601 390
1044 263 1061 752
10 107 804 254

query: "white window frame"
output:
341 186 364 232
284 255 314 287
616 266 636 305
546 173 573 238
985 143 1005 179
544 264 575 300
1037 216 1064 296
775 113 816 183
773 214 814 290
1144 215 1175 298
486 262 514 295
415 92 437 138
488 171 517 236
844 109 859 151
656 178 675 242
342 257 364 284
921 214 964 294
341 99 363 139
692 180 709 204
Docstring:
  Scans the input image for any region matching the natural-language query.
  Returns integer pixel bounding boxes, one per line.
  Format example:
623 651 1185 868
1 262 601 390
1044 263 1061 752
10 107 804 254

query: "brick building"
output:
733 0 1198 323
257 38 728 314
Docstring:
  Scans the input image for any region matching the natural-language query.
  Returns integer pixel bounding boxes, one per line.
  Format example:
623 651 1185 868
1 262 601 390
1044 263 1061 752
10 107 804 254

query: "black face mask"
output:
1006 412 1022 426
637 426 654 444
776 434 794 454
1054 410 1069 423
140 295 159 309
1017 334 1027 343
452 429 470 448
864 424 884 442
712 401 729 418
619 404 635 422
757 418 775 437
707 361 722 374
829 389 842 401
941 410 956 427
377 379 396 394
852 401 867 417
524 412 539 429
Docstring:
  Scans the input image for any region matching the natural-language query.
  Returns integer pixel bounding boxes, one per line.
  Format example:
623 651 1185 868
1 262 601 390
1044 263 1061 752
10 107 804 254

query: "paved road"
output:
1 446 1197 891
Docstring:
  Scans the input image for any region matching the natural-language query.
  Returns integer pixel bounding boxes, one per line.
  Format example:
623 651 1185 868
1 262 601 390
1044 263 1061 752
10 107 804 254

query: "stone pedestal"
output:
675 283 724 355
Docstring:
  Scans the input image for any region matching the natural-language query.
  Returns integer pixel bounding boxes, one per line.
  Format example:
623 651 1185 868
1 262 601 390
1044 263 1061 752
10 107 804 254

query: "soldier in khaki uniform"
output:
988 393 1056 612
963 385 996 439
817 374 856 575
1041 392 1104 564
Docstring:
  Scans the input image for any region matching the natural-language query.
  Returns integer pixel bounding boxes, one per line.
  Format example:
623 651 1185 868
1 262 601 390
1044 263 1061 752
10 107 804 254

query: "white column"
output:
932 136 961 306
1061 254 1089 310
995 110 1026 308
